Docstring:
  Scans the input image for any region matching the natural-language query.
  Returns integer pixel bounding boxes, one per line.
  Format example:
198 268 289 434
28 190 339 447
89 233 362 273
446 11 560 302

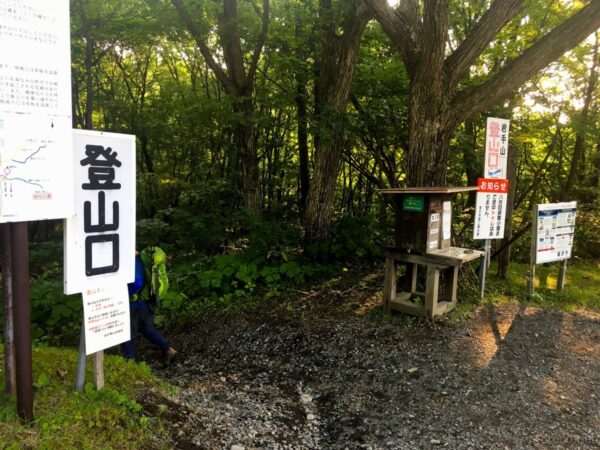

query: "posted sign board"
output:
65 130 136 353
534 202 576 264
82 284 130 355
474 118 510 240
484 117 510 179
0 0 73 222
474 178 509 239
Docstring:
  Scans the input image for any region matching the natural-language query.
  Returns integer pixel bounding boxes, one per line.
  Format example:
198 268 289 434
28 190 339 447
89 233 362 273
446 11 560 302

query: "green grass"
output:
483 258 600 311
0 345 173 449
446 258 600 321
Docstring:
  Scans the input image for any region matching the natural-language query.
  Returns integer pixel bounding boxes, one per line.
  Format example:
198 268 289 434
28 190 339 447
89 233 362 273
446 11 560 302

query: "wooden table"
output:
383 247 483 317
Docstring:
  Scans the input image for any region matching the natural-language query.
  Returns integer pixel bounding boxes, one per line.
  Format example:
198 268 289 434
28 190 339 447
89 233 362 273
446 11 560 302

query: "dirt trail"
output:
142 276 600 450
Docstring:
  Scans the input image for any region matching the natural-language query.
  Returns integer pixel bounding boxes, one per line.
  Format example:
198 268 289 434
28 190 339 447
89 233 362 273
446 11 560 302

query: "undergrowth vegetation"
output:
0 345 172 449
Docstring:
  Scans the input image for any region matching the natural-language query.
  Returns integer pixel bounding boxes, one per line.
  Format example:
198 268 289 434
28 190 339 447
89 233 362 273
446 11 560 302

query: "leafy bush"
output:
306 215 383 262
165 181 242 253
574 209 600 258
0 242 82 346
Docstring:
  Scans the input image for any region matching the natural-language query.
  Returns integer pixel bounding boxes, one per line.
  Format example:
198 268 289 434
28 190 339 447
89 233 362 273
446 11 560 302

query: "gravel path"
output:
143 281 600 449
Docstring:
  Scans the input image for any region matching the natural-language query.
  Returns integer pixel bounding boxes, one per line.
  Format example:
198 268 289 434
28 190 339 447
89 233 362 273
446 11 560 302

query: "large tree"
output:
365 0 600 187
304 0 371 243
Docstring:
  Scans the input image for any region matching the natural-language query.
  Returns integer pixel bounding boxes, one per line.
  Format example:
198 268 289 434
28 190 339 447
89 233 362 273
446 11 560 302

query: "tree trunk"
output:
304 1 369 243
235 99 261 214
562 35 598 200
84 34 94 130
406 106 456 186
296 9 310 215
497 145 519 278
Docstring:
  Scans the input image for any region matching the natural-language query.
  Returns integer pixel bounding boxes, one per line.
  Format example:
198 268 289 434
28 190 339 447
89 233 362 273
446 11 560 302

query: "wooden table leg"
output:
383 255 397 314
445 265 459 307
425 265 439 317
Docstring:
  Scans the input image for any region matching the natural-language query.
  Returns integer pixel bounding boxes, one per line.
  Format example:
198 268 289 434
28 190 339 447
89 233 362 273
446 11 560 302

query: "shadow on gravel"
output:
141 297 600 449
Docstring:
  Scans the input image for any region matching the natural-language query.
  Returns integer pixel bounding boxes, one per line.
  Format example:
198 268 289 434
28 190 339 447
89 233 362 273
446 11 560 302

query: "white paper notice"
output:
442 202 452 240
82 284 130 355
0 0 73 222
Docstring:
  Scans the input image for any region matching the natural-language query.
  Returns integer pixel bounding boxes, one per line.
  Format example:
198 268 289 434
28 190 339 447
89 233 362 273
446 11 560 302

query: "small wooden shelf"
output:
383 248 483 318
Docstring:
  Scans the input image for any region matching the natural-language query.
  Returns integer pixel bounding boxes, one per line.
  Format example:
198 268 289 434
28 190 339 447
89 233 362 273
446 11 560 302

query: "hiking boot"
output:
164 347 177 365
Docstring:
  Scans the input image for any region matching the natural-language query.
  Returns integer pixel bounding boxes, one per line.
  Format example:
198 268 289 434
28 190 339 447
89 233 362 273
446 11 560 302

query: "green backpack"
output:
139 246 169 309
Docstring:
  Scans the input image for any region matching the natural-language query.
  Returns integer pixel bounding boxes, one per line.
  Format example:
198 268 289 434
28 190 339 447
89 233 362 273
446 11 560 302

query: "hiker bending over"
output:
122 246 177 364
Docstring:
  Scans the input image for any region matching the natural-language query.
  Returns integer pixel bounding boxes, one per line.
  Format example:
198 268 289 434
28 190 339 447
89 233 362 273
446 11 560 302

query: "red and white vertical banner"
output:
484 117 510 179
474 118 510 240
473 178 509 239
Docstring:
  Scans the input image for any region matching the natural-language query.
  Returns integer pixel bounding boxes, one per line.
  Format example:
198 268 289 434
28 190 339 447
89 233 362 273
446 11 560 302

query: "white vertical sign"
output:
65 130 136 294
0 0 73 222
474 118 510 240
484 117 510 179
65 130 136 353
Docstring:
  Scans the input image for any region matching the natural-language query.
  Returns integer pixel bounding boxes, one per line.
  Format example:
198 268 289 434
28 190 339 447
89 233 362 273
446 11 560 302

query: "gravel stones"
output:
143 298 600 449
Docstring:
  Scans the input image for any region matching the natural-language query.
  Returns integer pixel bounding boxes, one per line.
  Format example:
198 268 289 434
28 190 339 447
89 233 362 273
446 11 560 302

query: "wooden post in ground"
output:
11 222 33 422
383 255 397 314
557 260 568 291
2 224 15 395
424 266 439 317
529 209 537 297
94 352 104 390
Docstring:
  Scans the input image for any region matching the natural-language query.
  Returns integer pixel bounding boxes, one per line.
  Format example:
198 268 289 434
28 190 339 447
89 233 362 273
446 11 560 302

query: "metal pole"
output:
479 239 490 298
2 223 15 395
11 222 33 422
75 320 86 393
557 259 568 291
529 207 537 298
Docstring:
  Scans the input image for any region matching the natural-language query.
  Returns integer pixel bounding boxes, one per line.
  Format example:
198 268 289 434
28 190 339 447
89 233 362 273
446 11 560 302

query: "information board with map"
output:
0 0 72 222
534 202 577 264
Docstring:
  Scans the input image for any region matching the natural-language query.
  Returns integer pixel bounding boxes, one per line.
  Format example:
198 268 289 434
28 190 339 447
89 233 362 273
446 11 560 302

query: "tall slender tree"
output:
304 0 371 243
171 0 269 214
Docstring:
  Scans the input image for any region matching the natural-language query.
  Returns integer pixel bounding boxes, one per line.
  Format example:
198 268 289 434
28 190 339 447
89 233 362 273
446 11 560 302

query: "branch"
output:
221 0 247 92
247 0 269 89
445 0 524 88
490 221 530 259
453 1 600 120
363 0 421 76
170 0 236 94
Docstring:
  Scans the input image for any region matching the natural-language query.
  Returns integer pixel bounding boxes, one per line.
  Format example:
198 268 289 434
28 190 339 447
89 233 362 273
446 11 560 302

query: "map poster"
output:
82 283 130 355
0 0 73 222
534 202 577 264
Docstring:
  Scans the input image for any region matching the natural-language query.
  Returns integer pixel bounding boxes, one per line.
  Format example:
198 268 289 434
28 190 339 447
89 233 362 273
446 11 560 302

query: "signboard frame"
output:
529 201 577 296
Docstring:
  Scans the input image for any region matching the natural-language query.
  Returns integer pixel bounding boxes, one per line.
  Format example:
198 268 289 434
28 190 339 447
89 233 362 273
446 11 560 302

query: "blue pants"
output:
121 301 170 360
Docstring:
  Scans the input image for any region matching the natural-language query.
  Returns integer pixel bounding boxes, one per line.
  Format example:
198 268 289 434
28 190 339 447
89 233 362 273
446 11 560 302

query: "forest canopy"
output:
69 0 600 263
